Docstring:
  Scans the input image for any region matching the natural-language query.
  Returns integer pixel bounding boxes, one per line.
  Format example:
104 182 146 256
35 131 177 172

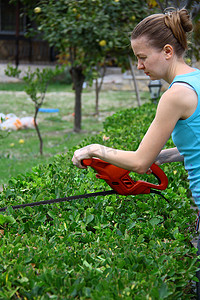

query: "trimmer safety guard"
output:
82 158 168 196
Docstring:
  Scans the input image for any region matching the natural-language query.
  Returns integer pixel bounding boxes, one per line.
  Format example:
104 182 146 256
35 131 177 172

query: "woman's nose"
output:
137 60 144 70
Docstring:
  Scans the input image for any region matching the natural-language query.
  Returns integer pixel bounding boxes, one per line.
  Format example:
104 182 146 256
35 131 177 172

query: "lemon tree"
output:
21 0 149 132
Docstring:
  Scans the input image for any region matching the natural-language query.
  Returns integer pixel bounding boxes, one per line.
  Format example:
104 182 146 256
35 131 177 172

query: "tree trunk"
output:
15 0 20 67
95 79 99 116
71 66 85 132
128 56 141 107
95 65 106 116
34 107 43 156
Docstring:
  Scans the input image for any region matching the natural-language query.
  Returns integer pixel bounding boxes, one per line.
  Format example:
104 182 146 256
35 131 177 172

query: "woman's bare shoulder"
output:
160 84 198 119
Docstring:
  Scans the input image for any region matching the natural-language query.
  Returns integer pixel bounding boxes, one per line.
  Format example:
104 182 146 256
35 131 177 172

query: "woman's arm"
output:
155 147 184 165
72 86 188 173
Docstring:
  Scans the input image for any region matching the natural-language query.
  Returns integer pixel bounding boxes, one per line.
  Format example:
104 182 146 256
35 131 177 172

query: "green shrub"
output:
0 103 198 299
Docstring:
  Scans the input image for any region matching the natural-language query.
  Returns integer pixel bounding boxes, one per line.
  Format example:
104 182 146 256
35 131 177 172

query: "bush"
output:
0 103 198 299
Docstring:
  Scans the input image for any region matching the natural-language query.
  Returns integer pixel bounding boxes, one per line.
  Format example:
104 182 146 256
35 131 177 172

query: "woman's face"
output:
131 36 168 80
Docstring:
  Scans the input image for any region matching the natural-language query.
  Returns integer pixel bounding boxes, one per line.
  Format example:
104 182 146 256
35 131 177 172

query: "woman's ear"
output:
163 44 173 59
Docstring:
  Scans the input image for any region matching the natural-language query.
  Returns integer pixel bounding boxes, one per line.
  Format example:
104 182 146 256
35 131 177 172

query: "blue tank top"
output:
170 69 200 208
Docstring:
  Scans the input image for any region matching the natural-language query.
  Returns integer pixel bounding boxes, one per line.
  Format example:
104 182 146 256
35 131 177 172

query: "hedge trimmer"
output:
0 158 168 212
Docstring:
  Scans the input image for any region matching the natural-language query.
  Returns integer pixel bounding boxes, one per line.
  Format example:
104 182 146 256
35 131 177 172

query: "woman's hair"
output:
131 8 193 57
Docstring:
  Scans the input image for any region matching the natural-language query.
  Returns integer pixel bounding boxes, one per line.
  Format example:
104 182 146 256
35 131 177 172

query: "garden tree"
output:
21 0 149 132
5 65 64 155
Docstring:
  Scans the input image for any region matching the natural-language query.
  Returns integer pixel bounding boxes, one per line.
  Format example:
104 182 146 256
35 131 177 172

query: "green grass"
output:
0 82 149 187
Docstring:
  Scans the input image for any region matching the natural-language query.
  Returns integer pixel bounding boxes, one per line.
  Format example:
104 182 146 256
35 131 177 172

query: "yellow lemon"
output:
99 40 106 47
10 143 15 147
131 15 136 21
148 0 157 7
19 139 25 144
34 7 41 13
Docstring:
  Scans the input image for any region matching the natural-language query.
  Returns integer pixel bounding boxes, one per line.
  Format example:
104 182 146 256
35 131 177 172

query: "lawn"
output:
0 82 149 188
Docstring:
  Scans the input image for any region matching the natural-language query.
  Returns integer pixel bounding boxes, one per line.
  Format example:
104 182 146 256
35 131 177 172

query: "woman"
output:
72 8 200 209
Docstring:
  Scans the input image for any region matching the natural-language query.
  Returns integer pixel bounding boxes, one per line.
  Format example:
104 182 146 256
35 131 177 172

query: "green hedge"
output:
0 103 198 299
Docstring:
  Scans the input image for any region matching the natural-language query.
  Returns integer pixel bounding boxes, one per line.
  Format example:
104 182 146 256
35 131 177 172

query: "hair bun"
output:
179 8 193 33
164 8 193 50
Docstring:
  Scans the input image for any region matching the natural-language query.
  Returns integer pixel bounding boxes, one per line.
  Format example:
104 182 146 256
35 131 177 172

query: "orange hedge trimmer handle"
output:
82 158 168 196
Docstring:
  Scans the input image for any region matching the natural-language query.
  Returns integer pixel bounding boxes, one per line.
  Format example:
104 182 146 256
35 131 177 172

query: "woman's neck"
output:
165 59 196 84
